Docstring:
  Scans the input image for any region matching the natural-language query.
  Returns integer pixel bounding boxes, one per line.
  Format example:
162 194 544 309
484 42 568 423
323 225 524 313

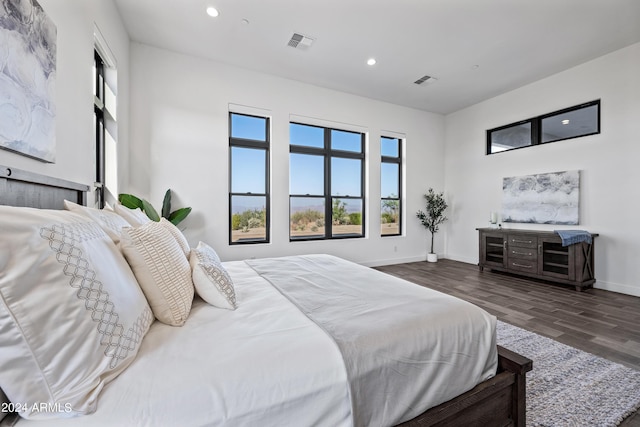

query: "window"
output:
229 113 270 244
93 48 118 208
289 123 365 240
381 136 402 236
93 50 105 207
540 102 599 144
487 100 600 154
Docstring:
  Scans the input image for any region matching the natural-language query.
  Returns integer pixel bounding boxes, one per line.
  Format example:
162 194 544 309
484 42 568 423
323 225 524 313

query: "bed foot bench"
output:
398 345 532 427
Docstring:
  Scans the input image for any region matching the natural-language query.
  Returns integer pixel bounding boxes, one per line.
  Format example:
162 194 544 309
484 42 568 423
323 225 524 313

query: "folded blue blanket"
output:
554 230 592 246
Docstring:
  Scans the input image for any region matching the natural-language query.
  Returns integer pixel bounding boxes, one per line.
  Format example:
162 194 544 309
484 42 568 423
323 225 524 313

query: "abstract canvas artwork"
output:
0 0 56 162
502 170 580 225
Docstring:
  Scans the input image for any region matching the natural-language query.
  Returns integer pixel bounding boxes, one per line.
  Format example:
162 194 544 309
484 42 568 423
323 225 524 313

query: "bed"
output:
0 164 531 427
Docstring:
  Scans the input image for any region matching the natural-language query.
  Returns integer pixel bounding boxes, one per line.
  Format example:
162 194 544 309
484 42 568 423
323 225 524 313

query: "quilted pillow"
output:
120 221 194 326
189 241 237 310
63 200 130 244
0 206 153 419
159 217 190 258
114 203 151 227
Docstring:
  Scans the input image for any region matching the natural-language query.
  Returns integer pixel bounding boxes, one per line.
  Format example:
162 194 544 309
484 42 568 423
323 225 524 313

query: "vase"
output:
426 253 438 263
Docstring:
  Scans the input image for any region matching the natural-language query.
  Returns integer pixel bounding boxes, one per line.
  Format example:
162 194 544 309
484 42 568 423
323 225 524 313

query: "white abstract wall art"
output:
502 170 580 225
0 0 56 162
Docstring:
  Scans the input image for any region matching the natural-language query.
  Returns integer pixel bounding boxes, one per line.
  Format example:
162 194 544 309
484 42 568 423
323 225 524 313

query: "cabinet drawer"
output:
508 247 537 261
508 258 537 272
508 234 537 249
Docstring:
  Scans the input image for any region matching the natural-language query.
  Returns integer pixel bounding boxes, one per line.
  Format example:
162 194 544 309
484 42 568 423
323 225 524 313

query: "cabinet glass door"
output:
540 238 573 280
484 235 506 267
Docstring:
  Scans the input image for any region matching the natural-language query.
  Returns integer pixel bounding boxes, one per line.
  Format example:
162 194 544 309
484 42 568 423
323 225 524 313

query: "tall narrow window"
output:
229 113 270 244
93 51 106 207
289 123 365 240
381 136 402 236
93 41 118 208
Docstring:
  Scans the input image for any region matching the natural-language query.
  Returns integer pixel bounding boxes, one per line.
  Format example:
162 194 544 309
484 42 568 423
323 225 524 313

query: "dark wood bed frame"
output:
0 164 532 427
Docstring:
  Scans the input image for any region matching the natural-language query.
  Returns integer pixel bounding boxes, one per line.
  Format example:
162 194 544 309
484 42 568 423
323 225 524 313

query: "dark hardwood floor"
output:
375 258 640 426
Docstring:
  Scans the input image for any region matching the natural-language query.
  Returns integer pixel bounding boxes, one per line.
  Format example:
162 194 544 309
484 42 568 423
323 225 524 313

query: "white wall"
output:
444 42 640 296
0 0 130 207
129 43 445 265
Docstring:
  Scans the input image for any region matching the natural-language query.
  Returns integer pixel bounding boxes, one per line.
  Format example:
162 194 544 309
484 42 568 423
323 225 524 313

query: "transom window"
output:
289 123 365 240
229 113 270 244
381 136 402 236
487 100 600 154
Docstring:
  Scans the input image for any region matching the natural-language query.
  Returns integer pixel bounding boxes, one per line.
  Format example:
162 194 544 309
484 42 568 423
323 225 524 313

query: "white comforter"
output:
15 256 496 427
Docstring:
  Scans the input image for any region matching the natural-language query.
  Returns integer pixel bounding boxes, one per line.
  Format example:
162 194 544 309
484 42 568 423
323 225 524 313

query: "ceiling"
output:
113 0 640 114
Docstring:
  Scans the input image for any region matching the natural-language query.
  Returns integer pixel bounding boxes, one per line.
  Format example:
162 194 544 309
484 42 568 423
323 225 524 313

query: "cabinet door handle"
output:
512 251 532 256
512 262 533 268
511 239 533 244
538 244 542 255
503 241 507 250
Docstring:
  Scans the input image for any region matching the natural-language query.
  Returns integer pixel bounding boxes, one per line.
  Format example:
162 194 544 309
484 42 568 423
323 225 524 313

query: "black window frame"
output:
380 136 402 237
228 112 271 245
93 50 106 208
486 100 600 155
289 122 366 241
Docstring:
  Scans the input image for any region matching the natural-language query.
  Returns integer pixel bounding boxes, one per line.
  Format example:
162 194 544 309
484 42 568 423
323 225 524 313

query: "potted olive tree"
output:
416 188 448 262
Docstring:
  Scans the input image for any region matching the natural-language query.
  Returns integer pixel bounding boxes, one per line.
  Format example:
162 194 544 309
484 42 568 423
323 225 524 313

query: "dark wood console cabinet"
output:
477 228 598 291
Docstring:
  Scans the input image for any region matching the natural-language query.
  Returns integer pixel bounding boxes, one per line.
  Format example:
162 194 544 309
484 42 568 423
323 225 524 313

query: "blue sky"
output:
231 114 399 213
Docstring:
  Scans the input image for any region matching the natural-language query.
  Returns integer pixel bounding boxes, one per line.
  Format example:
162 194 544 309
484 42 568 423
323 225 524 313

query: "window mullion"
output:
324 128 331 238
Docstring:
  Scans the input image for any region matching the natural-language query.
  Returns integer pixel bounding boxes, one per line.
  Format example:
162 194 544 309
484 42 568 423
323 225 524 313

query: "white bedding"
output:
14 256 496 427
15 261 352 427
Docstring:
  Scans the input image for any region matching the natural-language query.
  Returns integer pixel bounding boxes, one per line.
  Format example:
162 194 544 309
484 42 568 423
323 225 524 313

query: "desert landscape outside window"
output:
289 123 365 240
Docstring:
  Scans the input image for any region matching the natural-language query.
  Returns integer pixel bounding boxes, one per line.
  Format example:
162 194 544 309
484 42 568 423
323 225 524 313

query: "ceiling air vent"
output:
414 75 438 85
288 32 315 50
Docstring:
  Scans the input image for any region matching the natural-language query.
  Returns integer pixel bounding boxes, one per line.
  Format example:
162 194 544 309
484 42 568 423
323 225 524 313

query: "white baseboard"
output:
444 253 477 266
594 280 640 297
361 255 427 267
363 254 640 298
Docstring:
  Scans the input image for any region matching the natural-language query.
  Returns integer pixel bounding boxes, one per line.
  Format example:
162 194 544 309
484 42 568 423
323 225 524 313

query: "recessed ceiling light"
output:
206 6 219 17
562 119 570 125
367 58 377 66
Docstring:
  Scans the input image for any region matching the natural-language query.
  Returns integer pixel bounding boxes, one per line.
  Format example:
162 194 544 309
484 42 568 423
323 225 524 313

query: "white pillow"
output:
0 206 153 419
120 221 194 326
189 241 237 310
159 217 190 258
63 200 130 244
114 202 151 227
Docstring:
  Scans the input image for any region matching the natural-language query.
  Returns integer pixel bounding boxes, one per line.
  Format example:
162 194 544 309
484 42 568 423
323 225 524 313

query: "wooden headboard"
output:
0 164 89 209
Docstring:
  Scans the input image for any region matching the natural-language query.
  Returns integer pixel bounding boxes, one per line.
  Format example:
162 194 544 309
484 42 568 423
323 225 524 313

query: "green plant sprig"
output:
119 189 192 226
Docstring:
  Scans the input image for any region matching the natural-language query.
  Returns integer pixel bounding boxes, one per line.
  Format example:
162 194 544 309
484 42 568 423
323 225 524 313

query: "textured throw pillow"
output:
0 206 153 419
159 217 190 258
114 202 151 227
189 241 237 310
120 221 194 326
63 200 130 244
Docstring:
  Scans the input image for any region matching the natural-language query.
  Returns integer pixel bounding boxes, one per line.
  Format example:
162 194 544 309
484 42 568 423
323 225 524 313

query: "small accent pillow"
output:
114 202 151 227
159 217 190 258
0 206 153 419
120 221 194 326
189 241 237 310
63 200 130 244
